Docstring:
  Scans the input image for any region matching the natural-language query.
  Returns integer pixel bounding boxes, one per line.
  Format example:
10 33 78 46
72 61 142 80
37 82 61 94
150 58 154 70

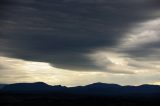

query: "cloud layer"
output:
0 0 160 81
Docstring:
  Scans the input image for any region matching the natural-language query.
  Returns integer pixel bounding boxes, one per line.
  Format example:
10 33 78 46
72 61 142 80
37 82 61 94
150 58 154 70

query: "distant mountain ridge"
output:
1 82 67 94
1 82 160 97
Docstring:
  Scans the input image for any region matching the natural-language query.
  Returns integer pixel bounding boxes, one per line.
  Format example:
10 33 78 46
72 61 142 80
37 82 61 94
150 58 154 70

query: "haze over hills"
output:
0 84 7 90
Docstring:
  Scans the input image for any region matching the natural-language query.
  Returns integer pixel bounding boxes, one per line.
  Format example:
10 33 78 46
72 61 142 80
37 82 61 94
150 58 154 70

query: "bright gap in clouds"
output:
88 18 160 85
0 56 108 86
0 55 160 86
90 18 160 74
121 18 160 48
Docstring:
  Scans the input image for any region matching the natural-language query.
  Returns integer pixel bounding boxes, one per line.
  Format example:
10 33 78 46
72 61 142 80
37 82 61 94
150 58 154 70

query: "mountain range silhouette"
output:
0 82 160 106
1 82 160 97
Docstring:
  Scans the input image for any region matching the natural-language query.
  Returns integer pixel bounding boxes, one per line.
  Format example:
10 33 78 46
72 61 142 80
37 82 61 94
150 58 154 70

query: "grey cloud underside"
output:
0 0 160 71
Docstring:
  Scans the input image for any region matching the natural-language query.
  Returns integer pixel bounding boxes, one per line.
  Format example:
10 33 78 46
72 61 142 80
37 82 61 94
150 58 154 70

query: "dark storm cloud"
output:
0 0 160 71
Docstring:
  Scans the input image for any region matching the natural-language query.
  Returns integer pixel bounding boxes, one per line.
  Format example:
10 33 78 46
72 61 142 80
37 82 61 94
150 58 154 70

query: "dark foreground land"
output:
0 93 160 106
0 82 160 106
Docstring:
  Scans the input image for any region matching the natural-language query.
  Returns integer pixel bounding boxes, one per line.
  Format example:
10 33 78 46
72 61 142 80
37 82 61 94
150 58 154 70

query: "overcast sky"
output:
0 0 160 86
